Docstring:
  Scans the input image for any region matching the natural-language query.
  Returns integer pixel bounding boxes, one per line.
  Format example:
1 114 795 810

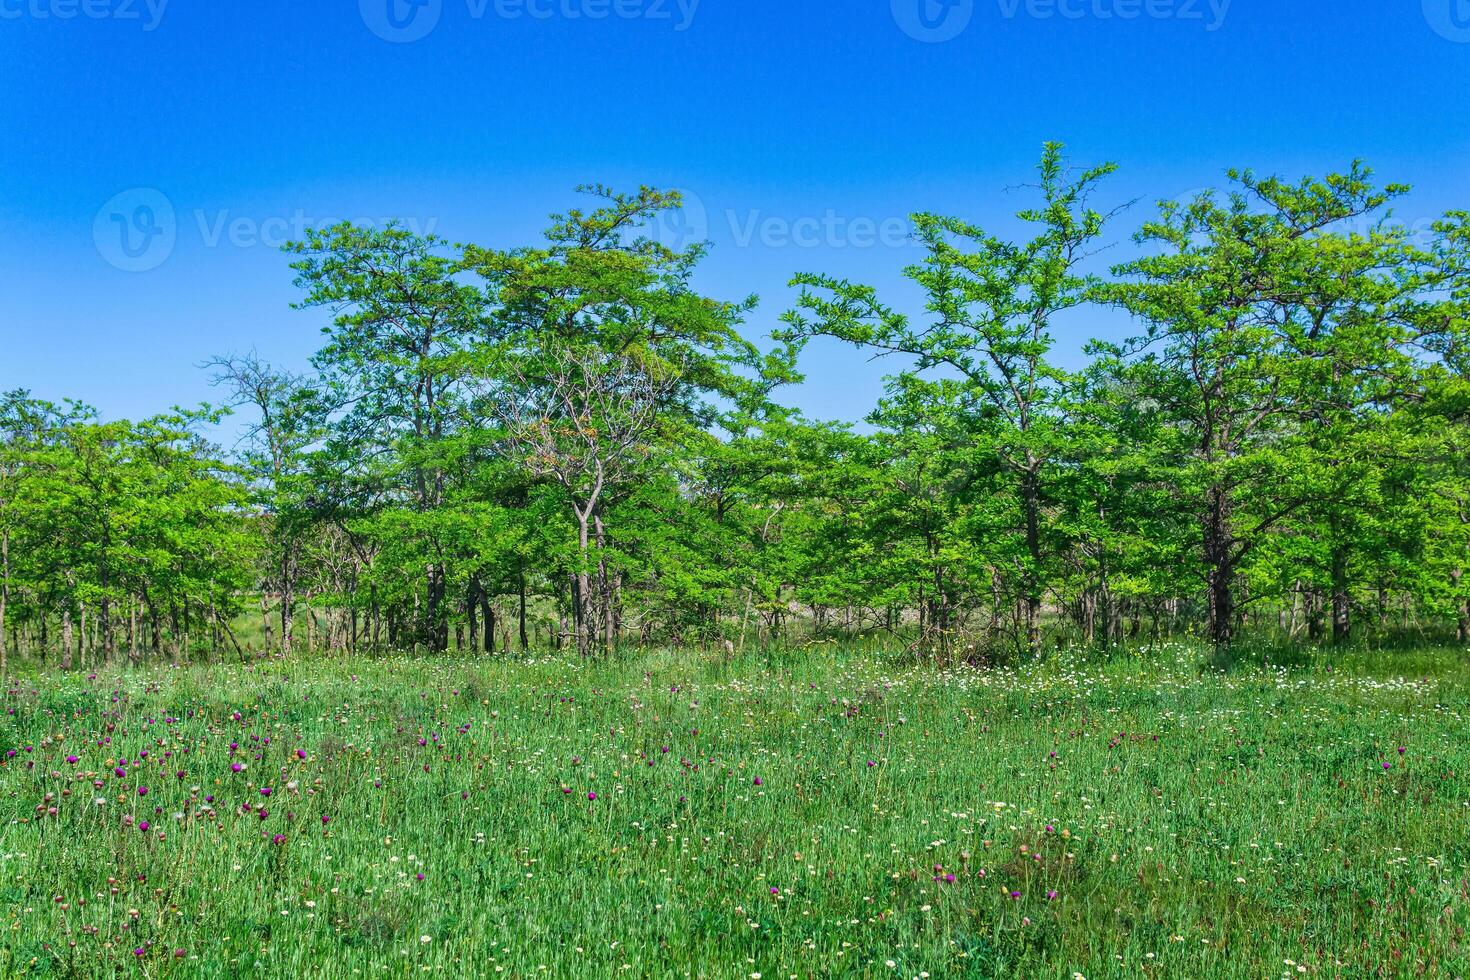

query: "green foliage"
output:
10 151 1470 664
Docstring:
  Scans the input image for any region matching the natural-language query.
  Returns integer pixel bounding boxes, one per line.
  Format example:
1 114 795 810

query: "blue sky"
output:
3 0 1469 428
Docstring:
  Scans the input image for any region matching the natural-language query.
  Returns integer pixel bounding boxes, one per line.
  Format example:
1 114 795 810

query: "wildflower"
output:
587 791 597 801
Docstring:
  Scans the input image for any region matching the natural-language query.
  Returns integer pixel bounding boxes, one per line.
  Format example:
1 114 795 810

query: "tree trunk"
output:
261 594 274 654
518 568 529 651
478 582 495 655
1453 568 1469 643
467 577 480 652
1020 463 1043 655
425 563 448 652
595 515 616 650
1204 486 1235 647
61 607 73 671
1331 546 1351 645
280 552 295 656
0 529 7 679
574 511 594 656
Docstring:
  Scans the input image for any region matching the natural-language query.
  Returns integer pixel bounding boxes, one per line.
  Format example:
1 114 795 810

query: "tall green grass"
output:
0 642 1466 977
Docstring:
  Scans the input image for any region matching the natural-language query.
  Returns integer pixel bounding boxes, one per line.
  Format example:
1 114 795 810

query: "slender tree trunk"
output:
280 551 295 656
467 577 480 652
1020 462 1043 655
424 563 449 653
477 580 495 655
1452 568 1469 643
61 607 73 671
261 594 274 654
595 515 616 650
574 511 594 656
1331 545 1351 645
0 529 8 679
518 567 529 651
1203 486 1236 647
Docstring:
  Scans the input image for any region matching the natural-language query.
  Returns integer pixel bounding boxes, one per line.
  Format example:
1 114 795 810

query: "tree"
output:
1099 164 1412 646
780 143 1120 653
208 353 327 654
287 222 487 651
463 185 780 654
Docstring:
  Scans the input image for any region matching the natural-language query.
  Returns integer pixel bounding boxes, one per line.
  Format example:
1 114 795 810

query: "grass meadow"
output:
0 642 1467 978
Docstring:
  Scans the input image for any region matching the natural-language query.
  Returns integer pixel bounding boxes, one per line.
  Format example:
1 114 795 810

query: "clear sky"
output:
4 0 1469 427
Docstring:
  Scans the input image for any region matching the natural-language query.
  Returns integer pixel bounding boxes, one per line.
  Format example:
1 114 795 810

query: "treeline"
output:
4 144 1470 664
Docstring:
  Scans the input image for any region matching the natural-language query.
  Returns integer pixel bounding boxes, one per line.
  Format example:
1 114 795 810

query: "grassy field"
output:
0 643 1467 978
